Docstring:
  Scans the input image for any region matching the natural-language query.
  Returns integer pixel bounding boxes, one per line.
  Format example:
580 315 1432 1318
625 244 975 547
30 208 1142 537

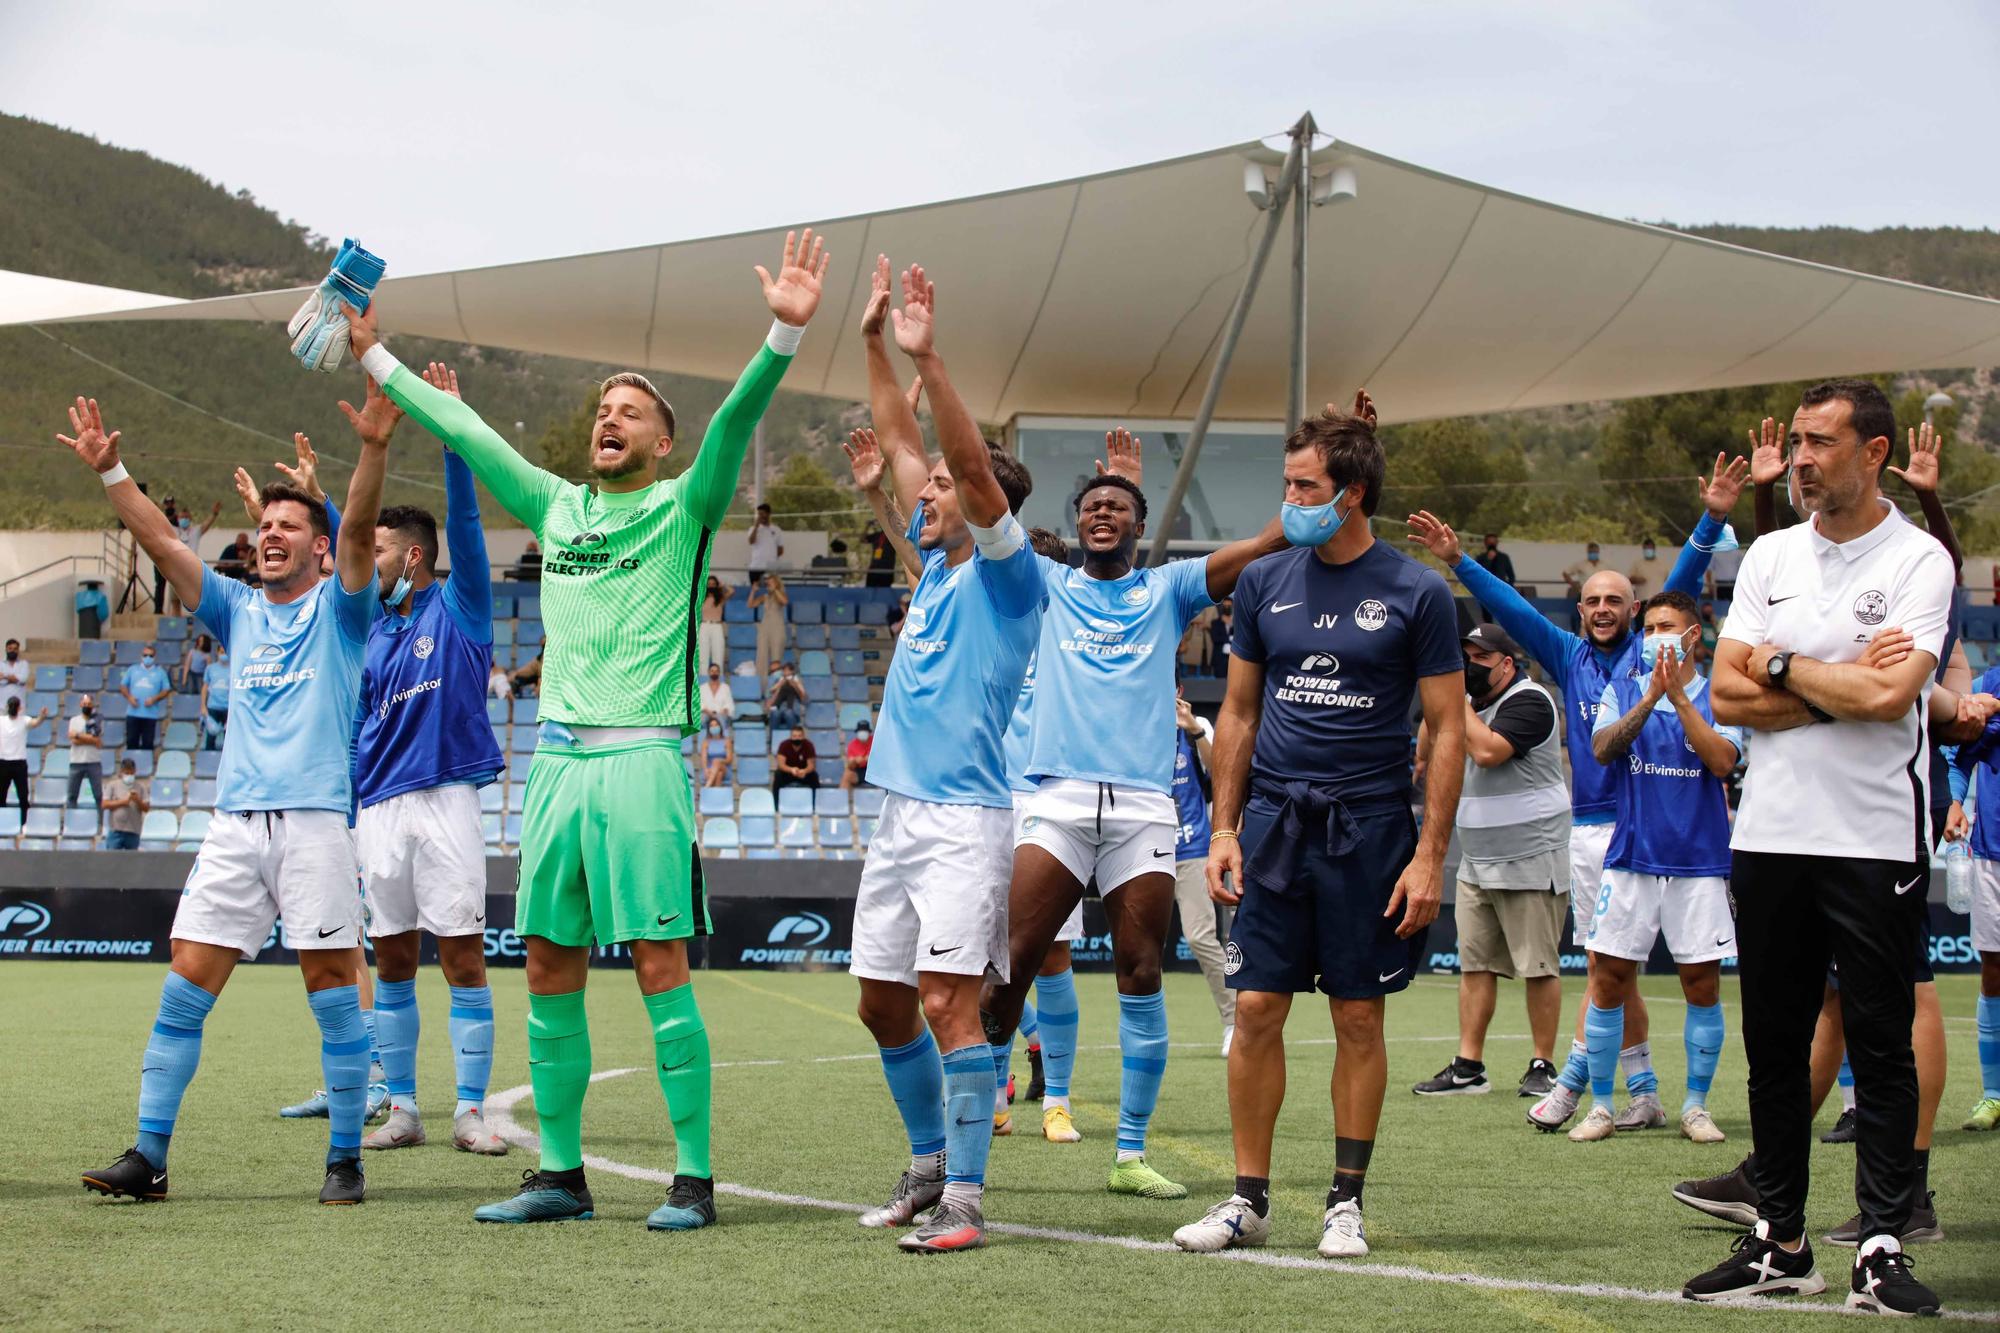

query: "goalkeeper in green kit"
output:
343 229 830 1228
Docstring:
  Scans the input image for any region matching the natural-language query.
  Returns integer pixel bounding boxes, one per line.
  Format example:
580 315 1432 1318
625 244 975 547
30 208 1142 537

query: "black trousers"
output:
0 759 26 817
1733 849 1926 1243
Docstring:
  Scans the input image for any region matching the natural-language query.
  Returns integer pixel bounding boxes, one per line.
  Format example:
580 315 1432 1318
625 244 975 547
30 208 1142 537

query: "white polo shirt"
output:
1720 503 1953 863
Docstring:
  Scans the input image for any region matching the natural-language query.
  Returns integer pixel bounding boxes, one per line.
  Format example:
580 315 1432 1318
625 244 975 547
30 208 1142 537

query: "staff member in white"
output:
1683 380 1950 1315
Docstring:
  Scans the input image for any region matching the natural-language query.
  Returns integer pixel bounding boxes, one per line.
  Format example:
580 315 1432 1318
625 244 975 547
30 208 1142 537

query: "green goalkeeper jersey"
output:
371 336 794 729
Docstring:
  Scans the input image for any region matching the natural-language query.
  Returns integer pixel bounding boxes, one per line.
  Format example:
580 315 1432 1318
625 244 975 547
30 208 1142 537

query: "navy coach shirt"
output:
1230 542 1462 801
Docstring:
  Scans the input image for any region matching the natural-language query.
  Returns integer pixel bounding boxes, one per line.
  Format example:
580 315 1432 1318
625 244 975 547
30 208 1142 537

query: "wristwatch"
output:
1765 650 1791 687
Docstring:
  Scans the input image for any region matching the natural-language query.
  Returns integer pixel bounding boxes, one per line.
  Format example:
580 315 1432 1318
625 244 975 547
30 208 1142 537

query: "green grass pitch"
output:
6 962 1997 1329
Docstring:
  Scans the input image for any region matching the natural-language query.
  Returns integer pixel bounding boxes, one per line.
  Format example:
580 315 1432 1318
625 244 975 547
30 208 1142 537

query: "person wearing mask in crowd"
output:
773 724 819 792
1476 533 1517 589
749 573 789 680
701 717 733 789
698 576 731 675
122 645 172 752
102 756 150 850
747 502 785 580
0 697 45 821
1 639 29 712
67 692 106 811
1628 536 1667 598
200 645 230 750
166 500 222 616
767 660 808 730
700 663 737 724
181 634 213 694
76 580 111 639
842 720 873 790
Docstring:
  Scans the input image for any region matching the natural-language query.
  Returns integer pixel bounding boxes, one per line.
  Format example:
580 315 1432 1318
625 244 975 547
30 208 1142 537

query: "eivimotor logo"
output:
0 898 156 958
738 911 851 966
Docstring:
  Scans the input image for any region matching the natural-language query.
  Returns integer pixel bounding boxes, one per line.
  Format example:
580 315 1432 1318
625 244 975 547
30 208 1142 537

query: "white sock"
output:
993 1087 1009 1114
940 1180 983 1212
1840 1082 1856 1112
911 1149 945 1180
1116 1148 1144 1164
1044 1094 1071 1112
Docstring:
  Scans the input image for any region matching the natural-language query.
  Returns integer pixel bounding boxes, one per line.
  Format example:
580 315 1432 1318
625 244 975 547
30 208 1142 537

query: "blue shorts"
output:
1225 796 1423 999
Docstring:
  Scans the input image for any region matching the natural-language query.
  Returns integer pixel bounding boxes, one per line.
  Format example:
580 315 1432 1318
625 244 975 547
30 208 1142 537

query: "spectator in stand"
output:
773 724 818 792
101 757 149 850
200 647 230 750
1628 536 1667 598
701 717 734 788
841 719 873 790
0 697 45 820
512 538 542 581
767 660 808 730
1 639 30 711
700 663 737 724
1180 606 1214 677
1698 600 1720 658
165 499 221 615
699 575 732 674
887 592 910 637
75 580 110 639
179 633 212 695
863 521 898 588
1562 544 1604 632
747 502 785 579
217 530 254 582
749 572 789 680
509 653 541 696
487 661 512 700
1477 533 1518 588
67 694 105 810
1208 598 1233 675
120 645 172 752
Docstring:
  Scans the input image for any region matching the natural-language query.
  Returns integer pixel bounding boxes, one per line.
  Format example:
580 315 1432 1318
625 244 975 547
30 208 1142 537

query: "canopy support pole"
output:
1287 112 1316 438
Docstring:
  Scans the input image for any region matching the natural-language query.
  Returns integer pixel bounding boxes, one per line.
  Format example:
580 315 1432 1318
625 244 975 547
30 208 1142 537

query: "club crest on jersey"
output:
1354 599 1388 632
1852 590 1887 626
1123 584 1151 607
412 636 435 660
905 605 931 636
1300 652 1340 673
1223 940 1242 975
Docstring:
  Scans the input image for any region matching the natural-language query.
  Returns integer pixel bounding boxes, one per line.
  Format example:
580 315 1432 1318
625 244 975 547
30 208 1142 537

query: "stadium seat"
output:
42 750 69 780
99 694 129 720
157 617 188 641
814 788 850 816
789 600 823 625
834 651 864 676
193 751 220 779
836 676 869 703
808 729 840 755
511 698 538 726
487 697 508 724
858 602 888 626
34 665 68 692
801 674 834 700
479 784 504 814
738 757 771 786
780 817 815 848
739 788 776 817
856 817 877 847
0 809 18 837
723 597 755 624
794 625 827 650
510 728 537 754
853 787 885 817
152 778 184 807
482 813 503 848
140 809 178 841
163 722 197 750
830 626 861 650
727 624 758 650
733 727 767 757
156 751 191 781
62 807 100 837
745 847 784 860
826 600 856 625
515 594 540 619
184 779 216 809
777 786 813 815
25 721 50 748
18 837 54 851
815 758 842 785
504 814 523 845
27 691 59 716
700 817 740 850
123 750 154 777
179 811 211 842
24 807 61 838
73 665 105 692
100 721 126 749
78 640 111 666
699 787 734 816
112 641 143 666
736 697 766 723
798 651 832 676
739 816 775 847
59 837 98 852
818 816 852 846
170 694 201 722
805 703 837 730
155 642 182 668
506 783 527 815
31 777 64 807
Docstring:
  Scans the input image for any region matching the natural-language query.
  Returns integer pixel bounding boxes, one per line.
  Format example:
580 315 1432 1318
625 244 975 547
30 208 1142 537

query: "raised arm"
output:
1889 422 1963 575
893 265 1009 530
1665 453 1750 597
419 364 494 636
57 398 207 613
1205 654 1265 907
843 428 923 583
1748 417 1785 538
333 377 395 595
861 254 931 517
1408 510 1576 674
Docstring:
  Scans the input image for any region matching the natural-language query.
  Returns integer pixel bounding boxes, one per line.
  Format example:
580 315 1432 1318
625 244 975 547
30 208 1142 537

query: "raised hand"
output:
1747 416 1786 487
1698 452 1752 519
1325 387 1377 430
209 499 222 519
338 377 404 450
1857 625 1914 671
233 466 264 522
56 397 122 474
904 375 923 417
1096 427 1143 482
843 427 886 492
274 432 326 502
1888 422 1943 494
343 300 380 360
1657 644 1686 704
756 228 830 327
1405 510 1463 564
422 362 461 400
890 264 936 359
859 254 892 337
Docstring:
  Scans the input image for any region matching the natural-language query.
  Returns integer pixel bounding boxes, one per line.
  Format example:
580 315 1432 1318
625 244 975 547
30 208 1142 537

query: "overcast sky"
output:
4 0 1996 275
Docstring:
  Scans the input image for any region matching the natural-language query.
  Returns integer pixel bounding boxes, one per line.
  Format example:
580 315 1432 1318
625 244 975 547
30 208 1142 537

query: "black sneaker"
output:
1517 1059 1557 1098
1025 1045 1046 1103
1824 1192 1943 1248
81 1147 168 1202
1820 1107 1858 1144
1672 1154 1761 1227
1848 1242 1941 1316
1413 1058 1490 1096
646 1174 716 1231
319 1157 365 1205
1682 1224 1825 1302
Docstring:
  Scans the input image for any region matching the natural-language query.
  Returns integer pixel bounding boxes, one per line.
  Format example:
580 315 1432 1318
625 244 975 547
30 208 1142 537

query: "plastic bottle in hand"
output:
1945 839 1973 916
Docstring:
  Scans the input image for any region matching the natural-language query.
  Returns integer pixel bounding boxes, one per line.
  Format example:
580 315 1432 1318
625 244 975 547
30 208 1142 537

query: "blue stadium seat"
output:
798 651 832 676
99 694 129 721
738 757 771 786
25 722 49 748
31 777 63 807
487 697 508 724
171 694 201 722
805 703 837 730
825 600 856 626
156 751 191 781
780 817 815 848
73 665 105 692
18 837 54 851
138 809 176 841
24 807 61 838
830 626 861 650
42 750 69 779
185 779 216 809
506 783 527 815
800 674 834 701
793 625 827 650
493 620 515 646
699 787 734 816
858 602 888 626
155 642 182 667
745 847 784 860
193 751 220 779
163 722 197 750
78 640 111 666
856 817 878 847
777 786 814 816
733 727 767 757
491 591 514 619
517 621 543 647
124 750 153 778
152 778 184 807
26 691 59 716
510 728 537 755
157 617 188 641
482 813 503 847
815 788 850 816
113 641 144 666
61 807 99 838
789 600 822 625
100 721 126 750
479 784 504 814
0 809 17 837
727 624 758 650
504 814 524 845
818 816 852 846
701 817 740 850
60 837 100 852
511 698 539 726
834 651 863 676
515 594 541 619
34 665 67 692
836 676 869 703
736 697 765 723
853 787 886 817
723 598 755 624
179 811 211 842
739 816 775 847
815 758 842 785
739 788 776 818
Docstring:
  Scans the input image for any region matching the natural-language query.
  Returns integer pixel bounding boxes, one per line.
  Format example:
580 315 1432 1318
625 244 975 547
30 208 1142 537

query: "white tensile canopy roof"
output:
7 132 2000 425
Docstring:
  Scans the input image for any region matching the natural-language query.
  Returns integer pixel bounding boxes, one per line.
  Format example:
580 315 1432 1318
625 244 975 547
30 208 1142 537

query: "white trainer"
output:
362 1106 425 1150
1173 1195 1270 1252
1568 1104 1617 1142
453 1109 509 1155
1615 1092 1668 1130
1527 1083 1580 1132
1318 1199 1368 1258
1680 1106 1727 1144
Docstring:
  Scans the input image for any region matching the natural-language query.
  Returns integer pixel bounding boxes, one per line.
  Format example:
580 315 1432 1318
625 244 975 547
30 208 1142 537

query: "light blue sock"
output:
1837 1050 1856 1110
1116 990 1168 1153
1978 994 2000 1100
1557 1038 1589 1094
448 984 495 1116
1622 1040 1658 1098
1020 999 1039 1043
992 1038 1011 1103
941 1043 994 1185
877 1030 947 1160
1683 1002 1724 1114
309 984 368 1165
363 1007 384 1083
1585 1002 1622 1109
136 972 216 1170
374 978 418 1114
1036 969 1079 1101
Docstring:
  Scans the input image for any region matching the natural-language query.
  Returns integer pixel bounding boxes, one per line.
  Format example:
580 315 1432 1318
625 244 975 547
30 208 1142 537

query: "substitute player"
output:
847 259 1041 1254
350 362 508 1156
346 229 828 1230
1173 405 1464 1259
74 379 391 1206
1573 591 1738 1145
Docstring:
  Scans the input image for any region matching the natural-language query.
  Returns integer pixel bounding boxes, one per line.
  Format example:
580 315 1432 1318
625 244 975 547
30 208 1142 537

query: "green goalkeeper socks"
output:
644 984 713 1179
526 989 592 1172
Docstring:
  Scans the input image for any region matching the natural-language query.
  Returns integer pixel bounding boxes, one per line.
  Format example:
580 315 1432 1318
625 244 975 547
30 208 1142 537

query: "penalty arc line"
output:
485 1070 1999 1324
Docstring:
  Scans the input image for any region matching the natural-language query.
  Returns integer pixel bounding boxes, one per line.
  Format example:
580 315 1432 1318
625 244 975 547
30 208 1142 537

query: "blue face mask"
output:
1281 494 1347 547
383 551 418 610
1639 628 1695 671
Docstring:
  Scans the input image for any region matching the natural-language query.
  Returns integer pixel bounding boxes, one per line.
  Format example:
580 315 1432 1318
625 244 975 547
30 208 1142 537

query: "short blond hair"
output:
599 372 676 439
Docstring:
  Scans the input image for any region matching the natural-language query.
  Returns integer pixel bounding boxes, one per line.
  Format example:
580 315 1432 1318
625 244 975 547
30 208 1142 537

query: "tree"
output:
761 452 867 535
1378 417 1529 537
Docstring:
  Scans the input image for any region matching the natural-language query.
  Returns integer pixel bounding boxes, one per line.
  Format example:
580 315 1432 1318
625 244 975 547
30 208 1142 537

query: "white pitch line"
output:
485 1072 1999 1325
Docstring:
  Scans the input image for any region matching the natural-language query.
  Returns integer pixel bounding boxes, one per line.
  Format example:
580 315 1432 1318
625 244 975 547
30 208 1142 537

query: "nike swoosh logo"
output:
142 1066 167 1075
459 1048 489 1056
662 1059 696 1073
473 913 485 923
329 1085 361 1093
152 1173 167 1184
1378 969 1404 982
1716 936 1730 946
1767 594 1799 606
1272 601 1303 613
954 1116 985 1127
1894 876 1923 895
528 1058 548 1066
1152 849 1173 858
657 913 681 926
316 927 342 938
928 944 961 956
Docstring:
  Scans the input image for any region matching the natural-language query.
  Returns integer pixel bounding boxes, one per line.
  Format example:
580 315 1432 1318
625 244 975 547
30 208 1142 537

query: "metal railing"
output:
0 551 112 604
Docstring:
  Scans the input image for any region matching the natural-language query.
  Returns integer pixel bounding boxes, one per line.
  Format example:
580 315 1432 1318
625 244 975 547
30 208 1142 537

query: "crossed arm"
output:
1710 636 1935 729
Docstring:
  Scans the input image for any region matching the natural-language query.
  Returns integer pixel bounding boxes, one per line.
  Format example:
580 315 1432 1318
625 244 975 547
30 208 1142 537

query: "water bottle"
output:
1945 839 1973 916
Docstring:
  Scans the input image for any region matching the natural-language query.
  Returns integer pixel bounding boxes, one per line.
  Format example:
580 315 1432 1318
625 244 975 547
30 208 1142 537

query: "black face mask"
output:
1463 661 1494 699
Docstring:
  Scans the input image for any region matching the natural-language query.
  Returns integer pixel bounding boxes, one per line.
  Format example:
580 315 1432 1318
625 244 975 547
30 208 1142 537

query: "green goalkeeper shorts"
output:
517 734 707 947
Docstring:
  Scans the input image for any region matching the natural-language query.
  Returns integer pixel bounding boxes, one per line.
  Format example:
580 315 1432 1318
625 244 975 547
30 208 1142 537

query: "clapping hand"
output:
1097 427 1142 482
274 433 325 502
1698 452 1752 520
756 228 829 327
843 427 886 492
890 264 936 359
1747 417 1787 488
1888 422 1943 495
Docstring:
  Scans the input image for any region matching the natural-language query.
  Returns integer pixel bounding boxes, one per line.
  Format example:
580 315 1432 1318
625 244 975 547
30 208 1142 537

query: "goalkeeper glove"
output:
287 239 387 373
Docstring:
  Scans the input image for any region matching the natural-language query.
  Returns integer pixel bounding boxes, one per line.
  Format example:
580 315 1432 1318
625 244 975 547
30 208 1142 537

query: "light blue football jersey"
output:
1003 654 1039 795
1023 555 1211 793
194 565 378 815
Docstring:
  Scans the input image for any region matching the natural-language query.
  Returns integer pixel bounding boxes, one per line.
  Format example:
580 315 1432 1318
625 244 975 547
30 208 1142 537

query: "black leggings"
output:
0 759 26 818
